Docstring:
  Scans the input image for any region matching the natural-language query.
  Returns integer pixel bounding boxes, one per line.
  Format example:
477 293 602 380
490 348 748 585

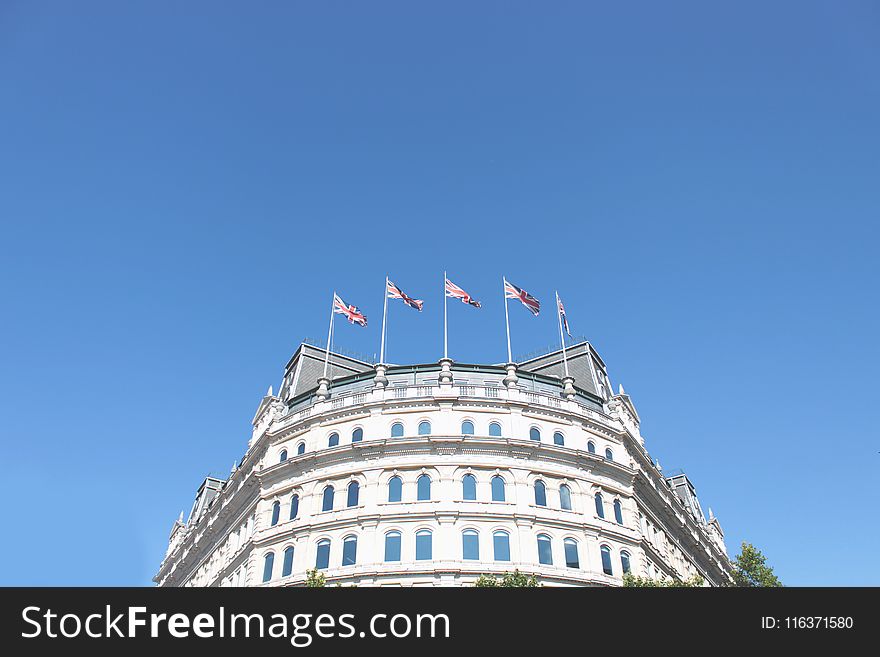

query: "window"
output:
352 427 363 443
564 538 579 568
279 449 287 462
391 422 404 438
315 539 330 570
328 432 339 448
491 475 506 502
534 480 547 507
415 530 432 560
537 534 553 565
384 531 401 562
462 474 477 501
262 552 274 582
388 476 402 502
297 442 305 455
289 494 299 520
489 422 502 437
587 440 596 454
621 551 632 574
560 484 572 511
462 530 479 560
270 501 280 526
418 420 431 436
461 420 474 436
600 545 613 575
417 474 431 501
322 485 335 512
347 481 360 507
614 499 623 524
605 448 614 461
529 427 541 442
493 531 511 561
595 492 605 518
553 431 564 446
342 535 357 566
282 546 294 577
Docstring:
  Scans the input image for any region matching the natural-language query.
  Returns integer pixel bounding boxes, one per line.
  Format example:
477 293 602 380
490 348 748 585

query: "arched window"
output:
289 494 299 520
461 420 474 436
491 475 506 502
279 449 287 462
315 539 330 570
534 480 547 507
493 531 511 561
559 484 572 511
529 427 541 442
262 552 274 582
352 427 363 443
462 529 479 560
270 501 280 526
328 432 339 448
537 534 553 565
388 475 402 502
564 538 579 569
282 546 294 577
600 545 613 575
418 420 431 436
342 535 357 566
347 481 360 507
553 431 564 446
621 551 632 575
594 492 605 519
296 442 305 455
391 422 404 438
417 474 431 501
613 499 623 524
384 531 401 562
489 422 502 437
415 530 432 560
322 485 335 512
587 440 596 454
605 448 614 461
462 474 477 501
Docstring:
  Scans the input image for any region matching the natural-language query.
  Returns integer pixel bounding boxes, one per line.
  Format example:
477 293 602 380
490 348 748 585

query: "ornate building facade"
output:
155 342 732 587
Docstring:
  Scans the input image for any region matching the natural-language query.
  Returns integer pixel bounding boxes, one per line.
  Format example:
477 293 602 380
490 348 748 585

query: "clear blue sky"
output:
1 1 877 586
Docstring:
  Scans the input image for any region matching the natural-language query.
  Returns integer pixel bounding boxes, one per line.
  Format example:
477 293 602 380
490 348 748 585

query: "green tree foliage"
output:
474 570 539 587
622 573 704 587
730 542 782 587
305 568 326 587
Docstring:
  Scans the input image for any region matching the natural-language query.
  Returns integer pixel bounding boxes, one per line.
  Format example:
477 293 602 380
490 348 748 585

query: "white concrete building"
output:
155 342 732 587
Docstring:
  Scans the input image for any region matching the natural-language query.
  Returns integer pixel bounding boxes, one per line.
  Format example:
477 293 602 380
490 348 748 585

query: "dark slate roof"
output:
517 341 605 398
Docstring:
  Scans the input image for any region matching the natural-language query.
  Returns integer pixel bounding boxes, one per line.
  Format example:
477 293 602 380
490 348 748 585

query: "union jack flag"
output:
333 293 367 327
557 293 571 336
386 279 423 311
445 278 481 308
504 279 540 316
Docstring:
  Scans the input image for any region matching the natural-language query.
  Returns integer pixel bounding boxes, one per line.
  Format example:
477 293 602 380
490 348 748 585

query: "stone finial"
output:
316 376 331 401
562 376 576 399
177 511 184 523
618 383 625 395
267 385 273 397
438 358 454 386
374 363 389 389
502 363 518 388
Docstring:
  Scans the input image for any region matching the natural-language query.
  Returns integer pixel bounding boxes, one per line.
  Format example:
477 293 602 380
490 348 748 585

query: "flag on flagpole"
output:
504 280 540 316
333 293 368 326
445 278 481 308
386 280 424 311
557 295 571 337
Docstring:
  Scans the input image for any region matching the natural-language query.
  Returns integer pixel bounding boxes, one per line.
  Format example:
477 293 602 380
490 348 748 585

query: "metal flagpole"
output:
323 291 336 378
380 276 389 364
443 271 448 360
503 276 512 363
556 291 569 378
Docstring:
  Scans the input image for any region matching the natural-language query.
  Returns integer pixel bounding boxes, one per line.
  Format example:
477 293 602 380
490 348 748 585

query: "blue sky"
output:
1 1 877 586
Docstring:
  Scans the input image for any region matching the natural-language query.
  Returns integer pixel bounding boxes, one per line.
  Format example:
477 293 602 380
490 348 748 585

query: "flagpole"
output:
503 276 512 363
380 276 389 365
323 291 335 378
556 291 569 378
443 271 448 360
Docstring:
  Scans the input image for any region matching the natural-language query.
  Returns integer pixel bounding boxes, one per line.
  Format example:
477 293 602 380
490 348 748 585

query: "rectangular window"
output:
462 533 479 560
493 534 511 562
384 534 401 562
416 532 432 561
